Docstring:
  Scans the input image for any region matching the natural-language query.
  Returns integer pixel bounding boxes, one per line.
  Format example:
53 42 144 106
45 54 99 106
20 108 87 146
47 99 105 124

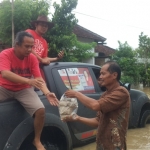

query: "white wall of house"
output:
77 37 95 64
136 58 150 63
83 58 94 64
82 47 95 64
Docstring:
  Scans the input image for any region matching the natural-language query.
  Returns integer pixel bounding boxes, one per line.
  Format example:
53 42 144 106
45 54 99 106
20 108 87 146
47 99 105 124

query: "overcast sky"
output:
1 0 149 49
51 0 150 49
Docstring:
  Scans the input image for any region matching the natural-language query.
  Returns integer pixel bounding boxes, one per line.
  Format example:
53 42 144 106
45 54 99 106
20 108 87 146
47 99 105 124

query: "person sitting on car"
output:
0 31 59 150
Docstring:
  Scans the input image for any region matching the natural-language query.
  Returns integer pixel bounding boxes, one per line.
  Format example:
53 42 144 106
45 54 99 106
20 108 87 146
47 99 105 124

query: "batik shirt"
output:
96 86 130 150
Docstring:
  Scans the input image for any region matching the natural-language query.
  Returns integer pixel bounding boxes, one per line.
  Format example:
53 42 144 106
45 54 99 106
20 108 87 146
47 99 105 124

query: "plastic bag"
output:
58 94 78 120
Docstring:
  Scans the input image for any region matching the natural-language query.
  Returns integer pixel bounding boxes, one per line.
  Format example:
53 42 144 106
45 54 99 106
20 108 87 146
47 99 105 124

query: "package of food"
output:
58 94 78 120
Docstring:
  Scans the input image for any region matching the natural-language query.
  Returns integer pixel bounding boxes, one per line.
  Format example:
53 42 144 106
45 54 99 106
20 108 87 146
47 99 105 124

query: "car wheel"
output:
138 110 150 127
19 126 67 150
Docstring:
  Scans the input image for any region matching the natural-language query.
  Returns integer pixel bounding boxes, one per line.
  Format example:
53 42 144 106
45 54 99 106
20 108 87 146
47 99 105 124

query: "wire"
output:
73 11 150 31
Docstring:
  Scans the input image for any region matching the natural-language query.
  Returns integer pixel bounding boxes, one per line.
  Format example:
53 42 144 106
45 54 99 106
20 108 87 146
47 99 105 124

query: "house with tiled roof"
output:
73 24 106 43
73 24 115 65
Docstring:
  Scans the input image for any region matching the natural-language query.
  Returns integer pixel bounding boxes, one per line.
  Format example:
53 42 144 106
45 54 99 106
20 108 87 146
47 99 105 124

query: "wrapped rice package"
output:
58 94 78 120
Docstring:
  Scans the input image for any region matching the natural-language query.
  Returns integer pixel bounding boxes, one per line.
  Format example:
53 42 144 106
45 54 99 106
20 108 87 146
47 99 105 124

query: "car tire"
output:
19 114 72 150
19 128 63 150
138 110 150 127
4 114 72 150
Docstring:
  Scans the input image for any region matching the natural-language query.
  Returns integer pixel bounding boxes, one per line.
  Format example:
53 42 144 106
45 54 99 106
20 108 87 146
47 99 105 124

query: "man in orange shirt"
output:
26 15 64 64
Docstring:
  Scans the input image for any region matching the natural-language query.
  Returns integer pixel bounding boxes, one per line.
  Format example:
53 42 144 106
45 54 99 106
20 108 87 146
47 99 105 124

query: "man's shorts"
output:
0 86 45 116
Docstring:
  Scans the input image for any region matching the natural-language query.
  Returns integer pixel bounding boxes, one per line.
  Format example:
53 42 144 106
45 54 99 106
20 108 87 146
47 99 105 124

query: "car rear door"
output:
51 65 103 141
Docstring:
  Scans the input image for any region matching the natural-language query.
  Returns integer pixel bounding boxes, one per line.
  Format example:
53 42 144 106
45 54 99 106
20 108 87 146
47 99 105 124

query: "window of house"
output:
58 68 95 94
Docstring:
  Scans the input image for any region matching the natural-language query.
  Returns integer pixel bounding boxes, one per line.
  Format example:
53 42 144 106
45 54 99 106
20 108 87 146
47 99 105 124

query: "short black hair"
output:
14 31 34 46
103 61 121 81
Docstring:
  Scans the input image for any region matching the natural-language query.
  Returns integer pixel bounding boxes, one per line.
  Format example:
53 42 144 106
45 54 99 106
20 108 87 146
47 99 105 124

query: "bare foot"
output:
33 140 46 150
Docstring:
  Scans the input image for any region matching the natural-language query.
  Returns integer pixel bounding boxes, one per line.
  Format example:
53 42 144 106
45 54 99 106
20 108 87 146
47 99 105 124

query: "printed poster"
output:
58 68 95 93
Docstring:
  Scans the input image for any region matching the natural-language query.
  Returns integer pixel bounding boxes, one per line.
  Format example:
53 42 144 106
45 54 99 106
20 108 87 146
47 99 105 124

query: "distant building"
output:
136 58 150 63
73 24 115 65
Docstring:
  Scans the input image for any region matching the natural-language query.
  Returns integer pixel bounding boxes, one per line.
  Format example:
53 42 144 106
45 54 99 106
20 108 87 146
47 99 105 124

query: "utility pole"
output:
11 0 14 47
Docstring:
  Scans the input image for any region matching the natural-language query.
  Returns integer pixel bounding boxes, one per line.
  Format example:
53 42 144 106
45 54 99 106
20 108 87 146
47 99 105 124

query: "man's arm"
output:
49 50 64 62
78 116 98 127
31 50 43 62
31 50 51 65
1 70 59 106
75 92 100 111
1 70 35 85
35 77 49 94
32 50 64 65
48 57 59 62
44 50 65 63
40 57 58 64
65 90 100 111
35 77 59 106
63 115 98 127
31 50 50 64
41 50 65 64
32 55 57 65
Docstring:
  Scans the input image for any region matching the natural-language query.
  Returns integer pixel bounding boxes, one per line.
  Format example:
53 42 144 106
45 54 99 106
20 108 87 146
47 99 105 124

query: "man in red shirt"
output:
26 15 64 64
64 61 130 150
0 31 59 150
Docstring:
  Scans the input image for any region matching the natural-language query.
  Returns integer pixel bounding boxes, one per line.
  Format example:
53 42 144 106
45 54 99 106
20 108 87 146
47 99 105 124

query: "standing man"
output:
26 15 64 65
0 31 59 150
64 61 130 150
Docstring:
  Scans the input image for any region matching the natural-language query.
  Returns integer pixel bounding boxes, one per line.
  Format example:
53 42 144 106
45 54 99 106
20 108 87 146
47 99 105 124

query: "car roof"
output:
48 62 101 68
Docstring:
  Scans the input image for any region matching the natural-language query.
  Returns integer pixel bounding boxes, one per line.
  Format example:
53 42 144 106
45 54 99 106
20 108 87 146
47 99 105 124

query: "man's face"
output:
35 22 48 35
16 36 34 58
98 64 117 87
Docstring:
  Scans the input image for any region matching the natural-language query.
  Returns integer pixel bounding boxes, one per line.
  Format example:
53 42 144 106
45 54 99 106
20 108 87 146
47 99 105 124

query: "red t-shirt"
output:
26 29 48 58
0 48 41 91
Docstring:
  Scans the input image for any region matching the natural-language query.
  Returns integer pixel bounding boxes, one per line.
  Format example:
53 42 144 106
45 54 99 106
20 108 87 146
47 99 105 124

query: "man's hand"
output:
65 90 78 98
46 92 59 106
62 114 79 122
28 78 45 89
41 57 51 65
57 50 64 60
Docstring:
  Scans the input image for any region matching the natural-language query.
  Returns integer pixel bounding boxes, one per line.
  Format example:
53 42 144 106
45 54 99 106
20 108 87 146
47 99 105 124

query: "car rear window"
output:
58 68 95 94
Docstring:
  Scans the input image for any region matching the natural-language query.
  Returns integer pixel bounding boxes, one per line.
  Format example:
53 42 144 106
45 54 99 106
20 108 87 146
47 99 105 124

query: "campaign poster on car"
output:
58 69 71 89
58 68 95 93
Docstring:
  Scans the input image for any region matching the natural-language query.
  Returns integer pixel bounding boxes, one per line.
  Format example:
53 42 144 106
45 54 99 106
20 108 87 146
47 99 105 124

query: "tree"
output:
0 0 49 46
63 41 96 62
47 0 95 62
112 41 139 85
136 32 150 87
0 0 95 62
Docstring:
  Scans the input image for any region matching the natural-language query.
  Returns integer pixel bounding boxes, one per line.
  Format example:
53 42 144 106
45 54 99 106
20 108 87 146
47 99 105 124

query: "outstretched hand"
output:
62 114 79 122
46 92 59 106
65 90 77 98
